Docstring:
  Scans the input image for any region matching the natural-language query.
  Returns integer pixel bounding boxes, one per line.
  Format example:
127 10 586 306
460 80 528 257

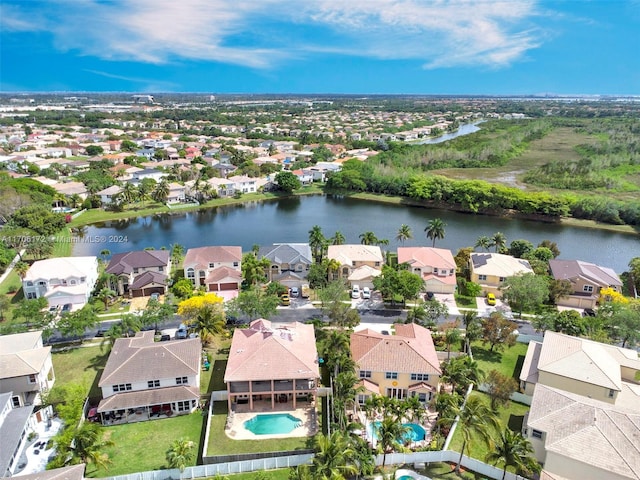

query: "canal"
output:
73 195 638 274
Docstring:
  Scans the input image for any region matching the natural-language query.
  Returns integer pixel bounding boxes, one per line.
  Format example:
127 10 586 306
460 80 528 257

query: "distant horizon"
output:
2 1 638 95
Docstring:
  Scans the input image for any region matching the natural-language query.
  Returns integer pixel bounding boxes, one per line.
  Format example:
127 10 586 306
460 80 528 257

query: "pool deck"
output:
12 418 63 476
225 401 318 440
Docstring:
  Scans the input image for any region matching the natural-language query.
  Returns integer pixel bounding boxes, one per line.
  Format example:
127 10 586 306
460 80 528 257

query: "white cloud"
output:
3 0 544 69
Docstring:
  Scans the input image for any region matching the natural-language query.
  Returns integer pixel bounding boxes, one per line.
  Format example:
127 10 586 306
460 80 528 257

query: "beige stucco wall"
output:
555 294 597 309
545 451 630 480
366 370 439 397
621 366 639 383
538 371 616 404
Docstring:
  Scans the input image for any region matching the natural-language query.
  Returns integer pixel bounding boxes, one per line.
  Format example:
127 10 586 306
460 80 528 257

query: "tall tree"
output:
376 416 410 468
311 432 359 480
481 312 517 352
500 273 549 316
474 235 491 252
241 252 270 286
485 428 539 480
439 395 499 474
396 224 413 245
227 287 279 321
308 225 327 263
485 369 518 411
152 179 170 204
425 218 446 247
490 232 507 253
330 231 346 245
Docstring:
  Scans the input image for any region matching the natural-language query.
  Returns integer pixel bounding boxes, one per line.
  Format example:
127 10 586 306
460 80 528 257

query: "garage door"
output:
219 283 237 291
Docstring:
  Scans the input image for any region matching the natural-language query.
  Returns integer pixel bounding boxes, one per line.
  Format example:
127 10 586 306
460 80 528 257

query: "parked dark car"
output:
160 334 171 341
582 308 596 317
95 327 109 337
425 292 435 301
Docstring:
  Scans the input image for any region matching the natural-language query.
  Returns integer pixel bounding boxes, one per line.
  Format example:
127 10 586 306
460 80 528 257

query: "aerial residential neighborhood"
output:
0 93 639 480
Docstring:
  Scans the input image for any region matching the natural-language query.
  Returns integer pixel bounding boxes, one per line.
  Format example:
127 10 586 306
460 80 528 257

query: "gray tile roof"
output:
258 243 312 266
97 385 199 412
106 250 170 276
0 399 34 476
130 271 168 289
528 385 640 479
549 259 622 286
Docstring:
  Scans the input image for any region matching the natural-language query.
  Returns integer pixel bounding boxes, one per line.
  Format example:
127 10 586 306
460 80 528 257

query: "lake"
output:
73 195 638 274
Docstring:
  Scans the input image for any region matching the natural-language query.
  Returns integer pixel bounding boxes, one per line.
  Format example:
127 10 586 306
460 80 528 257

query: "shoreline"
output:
69 188 638 236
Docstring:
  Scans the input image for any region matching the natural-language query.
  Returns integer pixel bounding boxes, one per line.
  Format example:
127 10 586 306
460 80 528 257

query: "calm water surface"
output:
73 195 638 273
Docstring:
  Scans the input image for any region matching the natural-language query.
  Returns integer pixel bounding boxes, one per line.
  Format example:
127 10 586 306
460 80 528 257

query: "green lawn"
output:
420 461 490 480
471 341 529 380
51 344 109 401
225 469 292 479
207 402 315 456
89 413 204 477
448 391 530 473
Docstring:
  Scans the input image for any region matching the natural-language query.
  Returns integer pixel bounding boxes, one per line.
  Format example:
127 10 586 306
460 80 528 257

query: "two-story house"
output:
258 243 313 289
224 319 320 412
0 331 55 407
97 331 200 424
549 259 623 309
469 252 533 297
228 175 257 194
22 256 98 309
351 323 441 405
398 247 457 294
327 244 384 288
96 185 123 205
183 246 242 300
105 250 171 298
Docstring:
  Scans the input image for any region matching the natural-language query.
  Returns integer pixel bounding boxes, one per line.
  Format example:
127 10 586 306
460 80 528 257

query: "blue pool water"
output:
243 413 302 435
398 476 415 480
368 422 426 442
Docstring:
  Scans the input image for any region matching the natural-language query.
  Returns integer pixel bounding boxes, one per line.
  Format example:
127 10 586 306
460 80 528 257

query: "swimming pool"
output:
243 413 303 435
368 422 426 442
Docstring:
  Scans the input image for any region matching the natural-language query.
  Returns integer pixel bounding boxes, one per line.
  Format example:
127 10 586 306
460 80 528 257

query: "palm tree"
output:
100 249 111 263
396 224 413 245
425 218 446 247
170 243 184 268
461 310 481 353
166 438 195 473
490 232 507 253
308 225 327 263
96 287 116 310
441 355 484 395
320 330 351 379
152 179 170 204
192 303 226 344
121 182 137 204
68 193 82 209
331 231 346 245
474 235 491 251
312 432 358 480
485 428 538 480
14 261 29 280
443 325 462 360
70 422 114 470
359 231 378 246
440 395 499 473
376 416 410 468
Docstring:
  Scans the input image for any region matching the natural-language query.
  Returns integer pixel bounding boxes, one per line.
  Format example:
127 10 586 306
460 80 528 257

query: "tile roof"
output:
328 244 384 265
224 319 319 382
470 252 533 277
536 331 640 391
129 271 168 289
549 259 622 286
24 257 97 281
205 266 242 284
348 265 382 282
12 464 86 480
106 250 170 276
398 247 456 270
99 331 200 386
351 323 441 376
97 385 199 412
519 340 542 385
0 331 42 353
258 243 313 265
528 385 640 479
184 246 242 269
0 346 51 379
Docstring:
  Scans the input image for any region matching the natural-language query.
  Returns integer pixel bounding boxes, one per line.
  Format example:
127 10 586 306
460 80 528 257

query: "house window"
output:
12 396 21 407
583 285 594 293
113 383 132 392
70 280 76 285
608 389 615 398
410 373 429 381
357 394 368 405
81 277 86 282
199 270 205 278
450 269 454 274
478 274 487 281
38 281 46 286
186 268 195 279
28 374 37 383
26 281 33 286
176 377 188 385
133 268 139 274
499 277 506 282
233 262 239 267
413 268 421 274
375 262 381 267
352 261 356 267
531 429 543 439
27 292 37 299
385 372 398 380
158 266 164 272
147 380 160 388
176 400 191 412
359 371 372 378
209 263 215 268
434 268 438 274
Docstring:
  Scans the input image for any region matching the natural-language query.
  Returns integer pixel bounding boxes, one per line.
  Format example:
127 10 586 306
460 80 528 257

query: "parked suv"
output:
290 287 299 298
362 286 371 299
351 285 360 299
176 324 188 339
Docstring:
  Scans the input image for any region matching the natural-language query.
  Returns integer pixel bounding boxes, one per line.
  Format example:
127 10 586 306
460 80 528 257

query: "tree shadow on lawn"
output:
512 354 526 381
87 349 109 400
471 345 503 364
508 413 525 432
210 359 227 392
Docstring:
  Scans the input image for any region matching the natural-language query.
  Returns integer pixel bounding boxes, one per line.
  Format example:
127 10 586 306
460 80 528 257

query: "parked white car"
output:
351 285 361 299
362 286 371 299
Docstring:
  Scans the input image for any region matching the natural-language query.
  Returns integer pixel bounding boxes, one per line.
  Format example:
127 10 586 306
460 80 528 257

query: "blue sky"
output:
1 0 639 94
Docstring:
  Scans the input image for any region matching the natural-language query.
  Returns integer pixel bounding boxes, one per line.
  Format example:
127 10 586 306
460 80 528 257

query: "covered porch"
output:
227 377 318 412
96 385 199 425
